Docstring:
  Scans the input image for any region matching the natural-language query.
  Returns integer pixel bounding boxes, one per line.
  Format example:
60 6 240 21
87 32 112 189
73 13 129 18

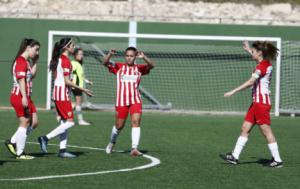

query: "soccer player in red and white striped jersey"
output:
38 38 93 158
221 41 283 168
6 39 40 160
103 47 155 156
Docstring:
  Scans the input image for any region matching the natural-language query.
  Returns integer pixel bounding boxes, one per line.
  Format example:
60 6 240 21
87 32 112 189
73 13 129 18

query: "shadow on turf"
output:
0 160 19 165
238 157 272 165
219 154 271 166
28 152 56 157
121 149 149 155
29 151 86 157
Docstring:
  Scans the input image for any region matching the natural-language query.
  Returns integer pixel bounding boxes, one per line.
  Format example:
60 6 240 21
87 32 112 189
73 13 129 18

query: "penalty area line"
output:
0 141 161 181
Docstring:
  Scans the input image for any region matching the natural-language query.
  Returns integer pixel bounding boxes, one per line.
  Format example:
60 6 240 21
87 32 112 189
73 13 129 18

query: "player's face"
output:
67 42 75 54
28 45 40 59
75 50 84 62
125 50 136 65
251 48 262 61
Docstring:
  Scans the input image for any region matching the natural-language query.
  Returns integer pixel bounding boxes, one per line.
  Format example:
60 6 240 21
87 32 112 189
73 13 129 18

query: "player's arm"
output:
18 78 28 107
243 41 253 56
31 54 39 78
224 75 257 98
103 49 116 67
137 51 155 69
84 78 93 85
31 64 37 78
64 75 93 97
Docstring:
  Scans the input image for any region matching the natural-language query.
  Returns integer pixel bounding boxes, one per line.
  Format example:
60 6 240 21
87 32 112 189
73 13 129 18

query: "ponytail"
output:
252 41 279 61
49 37 72 72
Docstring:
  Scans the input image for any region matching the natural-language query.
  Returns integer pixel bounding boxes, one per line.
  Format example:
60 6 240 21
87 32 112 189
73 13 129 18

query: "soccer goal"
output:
46 30 282 116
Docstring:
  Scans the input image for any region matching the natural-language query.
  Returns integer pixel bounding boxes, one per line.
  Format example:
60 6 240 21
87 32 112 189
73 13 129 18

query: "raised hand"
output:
84 89 94 97
109 49 117 55
136 51 145 59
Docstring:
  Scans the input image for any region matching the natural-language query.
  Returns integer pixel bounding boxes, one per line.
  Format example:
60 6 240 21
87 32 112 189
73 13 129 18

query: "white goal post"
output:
46 30 281 116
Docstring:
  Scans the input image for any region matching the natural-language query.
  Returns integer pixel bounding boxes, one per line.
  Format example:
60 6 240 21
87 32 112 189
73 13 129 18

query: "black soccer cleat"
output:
220 152 238 165
264 158 283 168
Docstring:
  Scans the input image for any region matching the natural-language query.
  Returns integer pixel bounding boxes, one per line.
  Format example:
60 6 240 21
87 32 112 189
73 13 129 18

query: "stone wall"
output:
0 0 299 25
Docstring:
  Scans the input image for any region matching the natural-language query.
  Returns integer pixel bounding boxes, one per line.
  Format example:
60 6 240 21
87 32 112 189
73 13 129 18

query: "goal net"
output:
47 31 281 115
279 41 300 115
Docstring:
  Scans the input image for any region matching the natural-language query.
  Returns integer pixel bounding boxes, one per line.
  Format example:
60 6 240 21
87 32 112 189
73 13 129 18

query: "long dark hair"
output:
252 41 279 61
73 48 83 64
12 38 40 74
49 37 72 72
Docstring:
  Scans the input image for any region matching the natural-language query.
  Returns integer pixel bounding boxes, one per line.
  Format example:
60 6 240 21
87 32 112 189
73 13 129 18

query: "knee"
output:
115 123 125 130
240 127 250 137
131 120 140 127
32 121 38 128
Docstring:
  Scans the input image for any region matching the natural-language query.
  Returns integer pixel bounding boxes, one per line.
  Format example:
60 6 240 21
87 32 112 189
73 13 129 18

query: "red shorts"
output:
10 94 36 118
245 103 271 125
115 103 142 119
55 100 74 120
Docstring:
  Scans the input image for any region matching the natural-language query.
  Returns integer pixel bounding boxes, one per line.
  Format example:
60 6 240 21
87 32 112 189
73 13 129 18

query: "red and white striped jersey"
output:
52 55 73 101
11 56 33 97
107 62 151 107
252 60 272 105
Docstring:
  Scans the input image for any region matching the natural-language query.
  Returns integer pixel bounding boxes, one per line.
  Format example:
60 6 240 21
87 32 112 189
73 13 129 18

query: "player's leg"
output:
255 103 283 167
258 124 282 164
38 101 75 154
106 106 128 154
74 93 90 126
26 101 38 135
7 95 34 159
15 116 34 159
221 104 255 164
130 103 143 156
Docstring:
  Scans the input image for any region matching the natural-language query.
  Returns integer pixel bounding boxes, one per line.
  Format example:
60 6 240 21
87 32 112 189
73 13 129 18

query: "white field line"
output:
0 141 161 181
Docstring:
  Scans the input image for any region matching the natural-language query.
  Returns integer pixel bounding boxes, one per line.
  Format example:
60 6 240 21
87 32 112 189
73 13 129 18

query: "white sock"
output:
59 130 68 150
131 127 141 149
11 131 18 143
15 127 27 156
46 121 74 140
268 142 282 162
110 125 120 144
232 136 248 159
76 105 83 121
26 125 34 135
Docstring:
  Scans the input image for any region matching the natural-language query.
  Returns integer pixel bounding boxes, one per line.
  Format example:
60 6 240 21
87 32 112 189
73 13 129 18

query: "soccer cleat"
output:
4 139 17 156
38 136 48 153
130 148 143 157
16 153 35 160
78 120 91 126
58 151 77 158
265 159 283 168
220 152 238 165
105 142 115 154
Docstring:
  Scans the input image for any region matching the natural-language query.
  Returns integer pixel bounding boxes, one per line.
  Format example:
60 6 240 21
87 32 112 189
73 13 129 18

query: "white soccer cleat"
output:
78 120 91 126
105 143 115 154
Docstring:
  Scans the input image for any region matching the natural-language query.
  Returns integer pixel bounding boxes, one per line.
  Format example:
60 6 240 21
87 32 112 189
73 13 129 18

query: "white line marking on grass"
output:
0 141 161 181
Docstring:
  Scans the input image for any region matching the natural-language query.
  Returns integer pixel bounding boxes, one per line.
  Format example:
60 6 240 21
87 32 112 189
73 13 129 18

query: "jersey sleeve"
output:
62 58 72 76
138 64 152 75
15 58 27 79
252 64 266 79
107 62 121 74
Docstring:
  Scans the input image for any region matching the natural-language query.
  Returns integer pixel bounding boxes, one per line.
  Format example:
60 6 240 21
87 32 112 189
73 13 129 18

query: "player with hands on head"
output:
103 47 154 156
